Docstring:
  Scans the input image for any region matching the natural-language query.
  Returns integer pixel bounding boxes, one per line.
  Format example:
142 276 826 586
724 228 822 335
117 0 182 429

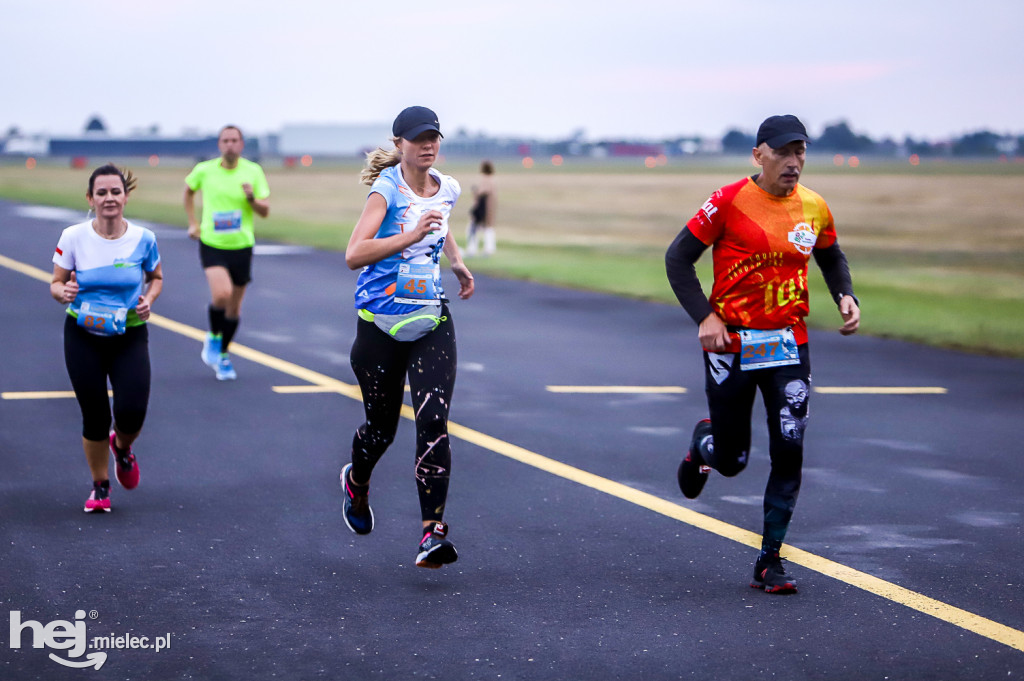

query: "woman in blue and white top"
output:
341 106 474 569
50 165 163 513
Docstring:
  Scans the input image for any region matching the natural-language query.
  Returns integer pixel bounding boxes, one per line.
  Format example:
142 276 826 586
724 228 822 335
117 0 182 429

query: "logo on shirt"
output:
700 199 718 222
787 223 817 255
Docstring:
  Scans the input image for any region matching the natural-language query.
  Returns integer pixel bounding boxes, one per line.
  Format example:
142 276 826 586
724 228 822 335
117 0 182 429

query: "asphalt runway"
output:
1 196 1023 680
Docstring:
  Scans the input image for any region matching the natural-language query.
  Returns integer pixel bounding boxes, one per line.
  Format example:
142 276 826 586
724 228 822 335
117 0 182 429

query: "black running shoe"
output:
341 464 374 535
677 418 713 499
415 521 458 569
751 551 798 594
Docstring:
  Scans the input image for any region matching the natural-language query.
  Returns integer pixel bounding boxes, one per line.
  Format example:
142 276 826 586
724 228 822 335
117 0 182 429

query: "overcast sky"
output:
3 0 1022 142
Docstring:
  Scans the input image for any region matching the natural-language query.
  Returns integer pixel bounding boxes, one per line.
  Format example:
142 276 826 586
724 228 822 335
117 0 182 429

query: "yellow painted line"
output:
815 386 948 395
2 390 113 400
547 386 688 394
2 250 1019 653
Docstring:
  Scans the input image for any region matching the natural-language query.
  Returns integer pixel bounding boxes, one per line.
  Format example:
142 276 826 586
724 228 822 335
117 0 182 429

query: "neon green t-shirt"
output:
185 157 270 250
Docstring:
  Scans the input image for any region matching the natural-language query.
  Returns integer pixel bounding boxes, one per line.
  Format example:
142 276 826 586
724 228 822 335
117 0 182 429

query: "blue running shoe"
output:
341 463 374 534
215 354 237 381
202 334 221 368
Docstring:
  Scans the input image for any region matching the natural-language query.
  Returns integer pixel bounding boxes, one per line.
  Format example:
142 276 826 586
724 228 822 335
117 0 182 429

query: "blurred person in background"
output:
465 160 497 256
184 125 269 380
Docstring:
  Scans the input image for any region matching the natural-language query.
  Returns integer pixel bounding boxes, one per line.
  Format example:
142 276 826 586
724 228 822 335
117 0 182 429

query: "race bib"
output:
213 210 242 232
394 262 441 305
77 301 128 336
739 328 799 371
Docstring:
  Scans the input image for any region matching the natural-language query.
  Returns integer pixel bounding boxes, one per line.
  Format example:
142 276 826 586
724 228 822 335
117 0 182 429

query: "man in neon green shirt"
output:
184 125 270 380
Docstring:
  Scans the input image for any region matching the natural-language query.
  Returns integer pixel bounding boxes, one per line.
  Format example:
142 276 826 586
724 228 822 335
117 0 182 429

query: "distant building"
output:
278 123 390 157
47 135 229 160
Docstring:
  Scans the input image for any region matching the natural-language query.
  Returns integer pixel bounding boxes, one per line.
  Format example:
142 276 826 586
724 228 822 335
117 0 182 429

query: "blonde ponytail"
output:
359 137 402 185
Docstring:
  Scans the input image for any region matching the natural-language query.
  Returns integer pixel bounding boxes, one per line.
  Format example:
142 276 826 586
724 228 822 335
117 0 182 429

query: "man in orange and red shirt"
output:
665 114 860 594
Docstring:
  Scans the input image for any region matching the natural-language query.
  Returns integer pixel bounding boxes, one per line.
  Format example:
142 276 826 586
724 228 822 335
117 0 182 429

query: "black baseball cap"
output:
756 115 809 149
393 106 443 140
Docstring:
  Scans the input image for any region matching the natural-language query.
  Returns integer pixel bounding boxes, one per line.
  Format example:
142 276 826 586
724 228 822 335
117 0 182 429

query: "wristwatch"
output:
836 292 860 306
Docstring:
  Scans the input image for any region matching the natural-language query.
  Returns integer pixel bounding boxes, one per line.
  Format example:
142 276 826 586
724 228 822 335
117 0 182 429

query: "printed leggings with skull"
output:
700 344 812 553
348 309 456 523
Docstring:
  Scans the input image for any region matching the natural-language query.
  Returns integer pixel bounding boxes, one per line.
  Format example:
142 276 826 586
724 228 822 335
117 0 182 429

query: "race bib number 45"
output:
739 328 799 371
394 262 440 305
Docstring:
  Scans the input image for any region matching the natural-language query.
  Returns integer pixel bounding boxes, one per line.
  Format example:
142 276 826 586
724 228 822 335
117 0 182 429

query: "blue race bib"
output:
76 301 128 336
739 328 799 371
213 210 242 232
394 262 441 305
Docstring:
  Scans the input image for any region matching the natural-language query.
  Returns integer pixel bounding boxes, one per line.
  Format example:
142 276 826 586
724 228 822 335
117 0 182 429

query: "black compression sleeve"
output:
665 227 714 325
812 241 856 305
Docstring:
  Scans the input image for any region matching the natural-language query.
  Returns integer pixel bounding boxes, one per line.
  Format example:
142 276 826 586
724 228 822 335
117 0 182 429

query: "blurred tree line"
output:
721 121 1022 157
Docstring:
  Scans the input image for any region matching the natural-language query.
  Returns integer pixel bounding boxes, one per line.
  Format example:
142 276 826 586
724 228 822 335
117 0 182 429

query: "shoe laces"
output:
762 553 789 576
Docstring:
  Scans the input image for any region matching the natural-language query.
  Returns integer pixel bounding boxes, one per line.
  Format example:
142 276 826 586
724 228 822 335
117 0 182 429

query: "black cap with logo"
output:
393 106 443 140
756 115 810 149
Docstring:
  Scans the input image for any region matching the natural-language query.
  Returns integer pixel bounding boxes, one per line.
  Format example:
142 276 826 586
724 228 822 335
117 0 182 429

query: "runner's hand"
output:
187 222 200 240
839 296 860 335
698 312 730 352
63 271 79 303
452 263 474 300
136 295 151 321
413 210 444 240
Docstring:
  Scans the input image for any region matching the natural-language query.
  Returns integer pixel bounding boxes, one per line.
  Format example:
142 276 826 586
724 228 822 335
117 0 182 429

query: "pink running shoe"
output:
84 484 111 513
110 433 139 490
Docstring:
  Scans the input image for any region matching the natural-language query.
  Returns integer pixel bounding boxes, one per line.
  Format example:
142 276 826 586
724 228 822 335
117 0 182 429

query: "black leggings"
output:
349 308 457 523
702 344 811 553
64 315 151 442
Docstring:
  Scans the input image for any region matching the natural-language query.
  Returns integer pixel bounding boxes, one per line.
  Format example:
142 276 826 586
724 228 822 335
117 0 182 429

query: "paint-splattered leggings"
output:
702 344 811 553
348 307 456 523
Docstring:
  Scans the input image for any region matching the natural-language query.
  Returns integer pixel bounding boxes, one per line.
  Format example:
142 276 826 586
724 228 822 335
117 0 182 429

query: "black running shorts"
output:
199 243 253 286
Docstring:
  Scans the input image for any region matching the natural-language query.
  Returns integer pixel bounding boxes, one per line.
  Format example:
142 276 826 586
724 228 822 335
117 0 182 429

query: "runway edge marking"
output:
3 250 1019 653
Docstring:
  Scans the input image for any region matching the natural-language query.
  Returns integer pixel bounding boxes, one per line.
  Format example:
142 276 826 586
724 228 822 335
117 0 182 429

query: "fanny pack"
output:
358 305 446 342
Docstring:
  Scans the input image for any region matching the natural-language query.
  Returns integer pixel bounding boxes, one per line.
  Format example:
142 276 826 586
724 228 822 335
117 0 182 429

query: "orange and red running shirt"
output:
686 176 837 350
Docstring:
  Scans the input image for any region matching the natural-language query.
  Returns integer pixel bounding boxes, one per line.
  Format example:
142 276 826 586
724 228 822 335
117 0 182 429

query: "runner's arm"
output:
242 183 270 218
135 263 164 321
184 186 200 240
813 242 860 335
812 241 856 305
344 194 437 270
665 227 714 325
443 231 474 300
50 265 77 304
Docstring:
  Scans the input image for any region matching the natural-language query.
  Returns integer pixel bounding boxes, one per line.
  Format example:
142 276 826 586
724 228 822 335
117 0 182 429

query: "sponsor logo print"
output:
788 222 816 254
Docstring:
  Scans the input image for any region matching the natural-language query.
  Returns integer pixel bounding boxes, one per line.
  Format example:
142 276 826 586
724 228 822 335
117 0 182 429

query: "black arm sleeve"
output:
665 227 714 325
812 241 856 305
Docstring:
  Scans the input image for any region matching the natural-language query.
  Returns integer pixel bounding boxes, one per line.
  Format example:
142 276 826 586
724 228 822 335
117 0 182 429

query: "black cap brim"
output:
399 124 443 141
763 132 809 149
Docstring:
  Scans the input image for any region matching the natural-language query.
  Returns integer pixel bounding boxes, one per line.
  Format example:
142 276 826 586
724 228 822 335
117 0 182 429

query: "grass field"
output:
2 156 1023 357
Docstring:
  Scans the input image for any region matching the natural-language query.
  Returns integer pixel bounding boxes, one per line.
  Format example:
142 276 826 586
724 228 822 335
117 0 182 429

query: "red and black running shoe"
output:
751 551 798 594
677 418 713 499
